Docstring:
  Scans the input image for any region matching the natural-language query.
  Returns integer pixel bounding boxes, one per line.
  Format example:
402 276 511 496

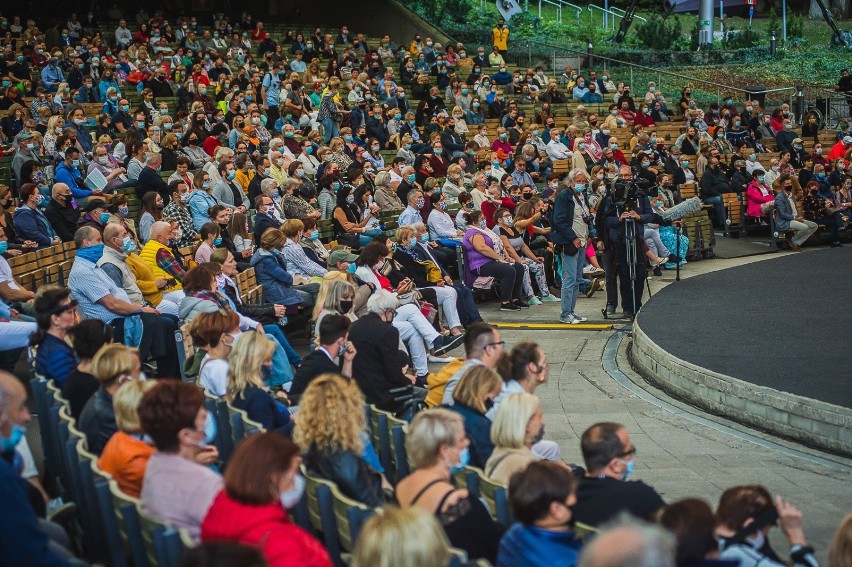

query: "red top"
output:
203 136 221 158
201 491 332 567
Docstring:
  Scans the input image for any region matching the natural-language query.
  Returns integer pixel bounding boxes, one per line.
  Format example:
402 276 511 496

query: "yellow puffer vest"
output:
139 239 183 291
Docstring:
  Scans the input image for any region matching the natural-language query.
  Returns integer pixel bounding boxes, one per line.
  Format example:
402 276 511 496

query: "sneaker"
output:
583 267 605 278
540 294 560 302
428 354 453 363
527 296 543 306
432 333 465 356
653 266 663 277
571 313 588 322
605 305 617 315
500 302 521 311
667 254 679 263
559 314 581 324
585 278 599 298
514 300 530 309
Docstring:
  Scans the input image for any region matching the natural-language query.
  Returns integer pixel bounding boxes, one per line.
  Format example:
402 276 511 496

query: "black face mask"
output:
340 299 353 313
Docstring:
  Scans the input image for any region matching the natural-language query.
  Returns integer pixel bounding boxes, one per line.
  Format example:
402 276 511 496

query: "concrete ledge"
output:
631 316 852 458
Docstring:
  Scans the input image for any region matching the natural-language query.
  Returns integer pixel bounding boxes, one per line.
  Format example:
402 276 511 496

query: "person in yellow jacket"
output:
100 222 181 316
492 18 510 55
138 221 187 311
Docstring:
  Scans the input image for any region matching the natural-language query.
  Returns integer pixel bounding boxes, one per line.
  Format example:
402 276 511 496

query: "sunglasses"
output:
55 300 79 314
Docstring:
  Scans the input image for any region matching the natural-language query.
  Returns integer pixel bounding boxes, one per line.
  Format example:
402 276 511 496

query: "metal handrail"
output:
539 0 583 23
522 39 796 105
587 5 647 29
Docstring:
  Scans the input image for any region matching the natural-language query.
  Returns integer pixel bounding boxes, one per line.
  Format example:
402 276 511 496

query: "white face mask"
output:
279 474 305 509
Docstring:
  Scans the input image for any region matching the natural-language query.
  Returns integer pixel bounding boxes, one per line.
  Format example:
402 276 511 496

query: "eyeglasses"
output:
619 446 637 458
484 341 505 349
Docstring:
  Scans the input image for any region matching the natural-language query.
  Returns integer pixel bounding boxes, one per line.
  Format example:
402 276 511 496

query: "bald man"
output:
138 221 186 312
0 372 85 566
578 519 676 567
43 183 80 243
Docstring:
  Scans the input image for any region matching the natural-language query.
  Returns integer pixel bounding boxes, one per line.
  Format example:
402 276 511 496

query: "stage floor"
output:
638 248 852 410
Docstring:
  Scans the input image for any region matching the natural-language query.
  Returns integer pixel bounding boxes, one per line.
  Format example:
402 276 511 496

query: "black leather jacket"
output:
303 446 385 507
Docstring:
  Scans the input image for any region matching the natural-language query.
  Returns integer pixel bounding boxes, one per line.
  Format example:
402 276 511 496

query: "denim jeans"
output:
703 195 725 226
262 326 295 387
263 324 302 366
560 250 586 320
321 117 338 143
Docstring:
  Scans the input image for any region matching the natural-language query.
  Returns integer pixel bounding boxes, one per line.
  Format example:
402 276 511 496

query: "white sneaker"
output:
559 314 581 324
428 354 453 363
571 313 588 322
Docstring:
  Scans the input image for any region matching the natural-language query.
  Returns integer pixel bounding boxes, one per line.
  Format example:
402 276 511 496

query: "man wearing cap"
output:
40 57 64 92
76 199 111 235
828 134 852 160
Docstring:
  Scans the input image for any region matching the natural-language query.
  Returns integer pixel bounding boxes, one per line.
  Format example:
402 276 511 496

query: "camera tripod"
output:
600 215 652 321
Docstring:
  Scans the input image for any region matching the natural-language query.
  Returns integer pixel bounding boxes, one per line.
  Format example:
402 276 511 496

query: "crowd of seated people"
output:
0 8 850 567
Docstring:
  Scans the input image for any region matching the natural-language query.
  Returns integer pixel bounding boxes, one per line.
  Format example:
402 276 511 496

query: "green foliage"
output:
722 26 761 49
767 6 780 37
636 14 684 51
689 19 701 51
788 12 804 40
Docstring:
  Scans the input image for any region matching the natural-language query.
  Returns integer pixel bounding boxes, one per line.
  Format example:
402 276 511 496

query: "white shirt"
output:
546 139 572 160
199 355 228 397
0 257 20 290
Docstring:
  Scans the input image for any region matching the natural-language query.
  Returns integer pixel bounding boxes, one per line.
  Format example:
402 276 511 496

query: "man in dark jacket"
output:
44 184 80 242
289 314 355 402
440 119 466 160
572 421 665 526
602 166 655 318
699 155 730 226
135 153 171 206
252 194 283 246
348 290 425 415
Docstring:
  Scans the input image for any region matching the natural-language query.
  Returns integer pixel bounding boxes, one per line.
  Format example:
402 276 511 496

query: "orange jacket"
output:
98 431 156 498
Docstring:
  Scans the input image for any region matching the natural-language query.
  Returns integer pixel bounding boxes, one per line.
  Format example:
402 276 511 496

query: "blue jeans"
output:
703 195 725 226
263 324 302 365
321 117 338 143
560 250 586 320
262 324 297 387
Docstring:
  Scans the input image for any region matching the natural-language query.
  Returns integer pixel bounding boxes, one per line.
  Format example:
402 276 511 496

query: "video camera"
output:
609 175 651 211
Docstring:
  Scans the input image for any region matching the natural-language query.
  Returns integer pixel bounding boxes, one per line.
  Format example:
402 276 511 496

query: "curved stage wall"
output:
631 248 852 457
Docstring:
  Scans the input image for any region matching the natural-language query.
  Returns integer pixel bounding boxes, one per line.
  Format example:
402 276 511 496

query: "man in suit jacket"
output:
135 153 171 206
289 314 355 402
252 194 283 246
348 290 425 415
774 175 816 251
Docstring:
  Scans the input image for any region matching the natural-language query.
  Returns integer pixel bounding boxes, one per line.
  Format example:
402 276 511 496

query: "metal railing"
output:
521 39 796 108
587 4 647 30
539 0 584 24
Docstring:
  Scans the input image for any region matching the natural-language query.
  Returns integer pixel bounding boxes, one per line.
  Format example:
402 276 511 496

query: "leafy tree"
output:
636 15 684 51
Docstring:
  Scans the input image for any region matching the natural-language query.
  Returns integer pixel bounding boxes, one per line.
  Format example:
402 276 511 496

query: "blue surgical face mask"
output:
120 235 136 253
280 474 305 509
347 262 357 274
99 212 111 224
309 229 319 240
0 241 7 255
0 424 26 453
213 237 223 246
620 458 635 481
407 238 417 249
407 174 416 183
449 446 470 474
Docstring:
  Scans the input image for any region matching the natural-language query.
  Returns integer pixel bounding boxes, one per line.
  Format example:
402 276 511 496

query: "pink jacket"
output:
746 181 775 217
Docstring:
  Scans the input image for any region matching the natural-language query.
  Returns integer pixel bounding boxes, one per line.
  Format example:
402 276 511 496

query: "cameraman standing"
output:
552 169 593 324
601 165 655 319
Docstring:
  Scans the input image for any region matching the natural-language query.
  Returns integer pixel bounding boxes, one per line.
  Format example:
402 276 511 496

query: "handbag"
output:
418 260 443 284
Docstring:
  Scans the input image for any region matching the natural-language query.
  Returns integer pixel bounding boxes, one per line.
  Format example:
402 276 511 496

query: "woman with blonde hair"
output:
79 344 142 455
97 380 158 497
830 514 852 567
296 373 385 506
312 277 356 326
447 365 503 468
352 506 452 567
395 408 502 563
43 115 65 155
226 331 293 435
485 392 543 484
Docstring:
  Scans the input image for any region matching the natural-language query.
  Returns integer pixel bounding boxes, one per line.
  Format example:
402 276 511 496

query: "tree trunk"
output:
832 0 848 18
809 0 825 18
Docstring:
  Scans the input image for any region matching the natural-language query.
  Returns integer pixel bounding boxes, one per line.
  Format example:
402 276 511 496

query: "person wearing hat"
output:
828 134 852 161
40 57 64 92
790 138 807 169
77 199 111 235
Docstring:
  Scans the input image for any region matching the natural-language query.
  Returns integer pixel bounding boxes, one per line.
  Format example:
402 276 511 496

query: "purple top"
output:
463 228 494 272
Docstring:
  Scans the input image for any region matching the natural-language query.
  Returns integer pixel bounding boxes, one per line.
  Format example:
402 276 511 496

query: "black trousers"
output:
111 312 181 379
474 261 524 302
600 248 619 308
614 241 648 315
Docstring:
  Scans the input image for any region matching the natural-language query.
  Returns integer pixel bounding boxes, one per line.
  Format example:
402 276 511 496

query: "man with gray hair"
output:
138 221 187 313
552 168 592 324
259 178 285 221
398 189 426 226
578 516 676 567
348 289 428 415
135 152 171 206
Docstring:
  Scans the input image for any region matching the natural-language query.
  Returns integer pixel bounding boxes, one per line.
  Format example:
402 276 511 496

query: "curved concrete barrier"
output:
631 316 852 458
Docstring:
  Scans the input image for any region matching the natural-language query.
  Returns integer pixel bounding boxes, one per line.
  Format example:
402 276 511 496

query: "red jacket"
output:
201 491 332 567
